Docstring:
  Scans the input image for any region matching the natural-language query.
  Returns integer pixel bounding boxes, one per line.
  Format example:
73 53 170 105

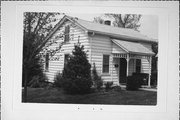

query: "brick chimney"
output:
104 20 111 25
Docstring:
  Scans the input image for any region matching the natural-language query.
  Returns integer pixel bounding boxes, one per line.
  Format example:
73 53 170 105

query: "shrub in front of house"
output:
104 81 113 92
61 44 93 94
53 72 64 88
92 63 103 91
112 86 121 92
28 74 49 88
126 75 142 90
132 73 149 85
62 77 92 94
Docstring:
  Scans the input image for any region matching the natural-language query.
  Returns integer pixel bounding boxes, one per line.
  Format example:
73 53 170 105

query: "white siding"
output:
43 20 153 84
141 58 151 74
112 58 119 85
90 34 119 85
44 20 89 82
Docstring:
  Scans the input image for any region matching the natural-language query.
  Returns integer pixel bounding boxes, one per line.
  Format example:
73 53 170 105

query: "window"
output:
64 25 70 42
45 53 49 71
64 54 69 66
136 59 141 73
103 55 110 73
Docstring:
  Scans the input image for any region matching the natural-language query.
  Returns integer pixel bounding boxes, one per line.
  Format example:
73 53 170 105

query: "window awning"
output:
112 39 155 56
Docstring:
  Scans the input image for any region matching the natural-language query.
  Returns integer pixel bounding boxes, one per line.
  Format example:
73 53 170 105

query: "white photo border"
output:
2 1 179 120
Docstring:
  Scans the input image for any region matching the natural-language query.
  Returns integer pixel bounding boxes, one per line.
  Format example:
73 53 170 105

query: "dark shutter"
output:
45 53 49 71
64 25 70 42
103 55 109 73
64 54 69 66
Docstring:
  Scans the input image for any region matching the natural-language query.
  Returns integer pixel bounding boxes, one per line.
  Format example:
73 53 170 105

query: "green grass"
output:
22 88 157 105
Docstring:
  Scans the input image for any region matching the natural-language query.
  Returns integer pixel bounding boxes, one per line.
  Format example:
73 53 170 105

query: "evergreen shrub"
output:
104 81 113 91
28 74 48 88
126 75 142 90
61 44 93 94
54 72 64 88
92 63 103 91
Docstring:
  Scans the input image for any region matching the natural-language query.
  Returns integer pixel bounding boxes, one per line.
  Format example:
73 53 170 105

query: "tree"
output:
61 43 92 94
23 12 63 102
94 14 141 31
92 63 103 91
151 43 158 85
93 16 104 24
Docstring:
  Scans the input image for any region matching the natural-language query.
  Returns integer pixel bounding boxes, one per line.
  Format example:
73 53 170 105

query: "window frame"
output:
64 25 70 42
102 54 110 74
136 59 141 73
45 53 49 71
64 54 70 67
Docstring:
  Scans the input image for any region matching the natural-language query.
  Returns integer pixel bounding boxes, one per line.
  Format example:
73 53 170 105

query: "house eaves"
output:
112 39 155 56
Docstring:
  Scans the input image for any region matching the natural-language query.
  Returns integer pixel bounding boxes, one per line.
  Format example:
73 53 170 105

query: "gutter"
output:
88 30 158 44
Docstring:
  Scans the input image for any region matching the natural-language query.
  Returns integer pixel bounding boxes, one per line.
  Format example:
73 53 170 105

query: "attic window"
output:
64 25 70 42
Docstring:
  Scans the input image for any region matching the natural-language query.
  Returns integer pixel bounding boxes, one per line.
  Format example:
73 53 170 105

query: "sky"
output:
65 13 158 40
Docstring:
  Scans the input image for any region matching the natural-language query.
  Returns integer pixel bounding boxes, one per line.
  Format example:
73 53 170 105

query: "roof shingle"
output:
75 18 157 43
112 39 155 55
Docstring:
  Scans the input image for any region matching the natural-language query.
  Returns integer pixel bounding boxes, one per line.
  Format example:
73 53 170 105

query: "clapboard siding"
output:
90 34 119 85
44 20 90 82
43 18 153 86
141 58 151 74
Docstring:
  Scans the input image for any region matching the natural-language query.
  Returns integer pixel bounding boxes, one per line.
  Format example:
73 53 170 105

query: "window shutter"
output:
64 25 70 42
45 53 49 71
103 55 110 73
64 54 69 66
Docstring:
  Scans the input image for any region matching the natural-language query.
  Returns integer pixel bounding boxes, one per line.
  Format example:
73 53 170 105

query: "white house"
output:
42 15 157 87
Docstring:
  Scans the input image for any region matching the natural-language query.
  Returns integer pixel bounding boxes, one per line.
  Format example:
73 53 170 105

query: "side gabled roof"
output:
45 15 157 43
75 18 157 43
112 39 155 55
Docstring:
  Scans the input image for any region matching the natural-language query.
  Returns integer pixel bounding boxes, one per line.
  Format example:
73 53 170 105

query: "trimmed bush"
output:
92 63 103 91
126 76 142 90
62 77 92 94
132 73 149 85
104 81 113 92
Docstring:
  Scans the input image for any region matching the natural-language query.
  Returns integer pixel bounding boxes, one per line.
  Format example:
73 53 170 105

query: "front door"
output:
119 58 127 84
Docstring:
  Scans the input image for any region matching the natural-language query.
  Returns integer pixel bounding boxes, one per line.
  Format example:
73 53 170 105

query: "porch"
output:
111 39 155 87
113 53 152 87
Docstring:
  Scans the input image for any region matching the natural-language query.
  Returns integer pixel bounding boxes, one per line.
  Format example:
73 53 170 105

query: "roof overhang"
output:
88 30 157 44
112 39 155 56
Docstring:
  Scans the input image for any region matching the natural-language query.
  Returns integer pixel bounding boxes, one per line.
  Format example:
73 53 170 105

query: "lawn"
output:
22 87 157 105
